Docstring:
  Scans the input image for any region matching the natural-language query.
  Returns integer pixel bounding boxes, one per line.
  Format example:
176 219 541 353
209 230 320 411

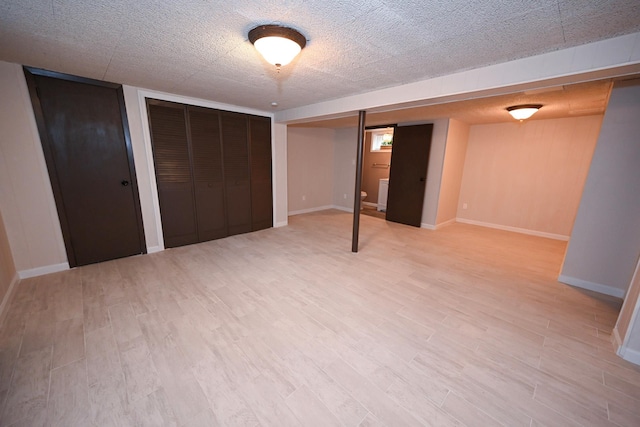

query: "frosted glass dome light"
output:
249 25 306 69
507 104 543 120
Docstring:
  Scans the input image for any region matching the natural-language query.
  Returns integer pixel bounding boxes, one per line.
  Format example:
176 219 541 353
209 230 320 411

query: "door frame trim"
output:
23 66 147 267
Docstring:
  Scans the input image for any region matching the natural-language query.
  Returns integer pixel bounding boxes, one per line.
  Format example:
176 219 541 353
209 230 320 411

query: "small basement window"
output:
370 127 394 152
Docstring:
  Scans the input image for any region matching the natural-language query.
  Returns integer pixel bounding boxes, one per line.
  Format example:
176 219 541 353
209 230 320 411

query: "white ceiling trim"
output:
275 32 640 124
127 86 274 118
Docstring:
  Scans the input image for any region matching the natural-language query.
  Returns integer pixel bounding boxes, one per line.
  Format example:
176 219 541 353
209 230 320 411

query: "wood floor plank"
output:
119 339 162 406
441 391 504 427
87 373 130 427
192 352 260 426
85 326 122 386
285 384 343 427
324 358 423 426
108 302 144 352
46 358 92 426
241 374 302 427
83 294 110 334
0 346 51 426
284 349 369 426
52 317 84 369
18 308 55 356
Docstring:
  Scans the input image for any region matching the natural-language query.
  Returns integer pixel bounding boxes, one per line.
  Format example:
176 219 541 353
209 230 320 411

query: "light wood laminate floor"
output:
1 210 639 426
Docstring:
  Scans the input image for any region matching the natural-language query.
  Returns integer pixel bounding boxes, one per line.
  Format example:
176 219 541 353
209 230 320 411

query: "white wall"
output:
0 208 17 320
560 80 640 298
457 116 601 239
286 127 335 214
436 119 469 226
615 256 640 364
0 61 69 277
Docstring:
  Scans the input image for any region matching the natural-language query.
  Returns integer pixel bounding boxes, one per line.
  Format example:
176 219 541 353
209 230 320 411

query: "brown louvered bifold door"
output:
221 112 252 236
147 102 198 247
249 116 273 231
148 99 272 248
188 106 227 241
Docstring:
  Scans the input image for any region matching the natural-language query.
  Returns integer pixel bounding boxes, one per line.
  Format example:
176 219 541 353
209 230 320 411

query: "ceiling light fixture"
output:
248 24 306 70
506 104 543 121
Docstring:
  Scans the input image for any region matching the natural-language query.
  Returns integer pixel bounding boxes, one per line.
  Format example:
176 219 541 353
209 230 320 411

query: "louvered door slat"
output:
147 102 198 247
188 107 227 240
249 116 272 231
221 112 251 236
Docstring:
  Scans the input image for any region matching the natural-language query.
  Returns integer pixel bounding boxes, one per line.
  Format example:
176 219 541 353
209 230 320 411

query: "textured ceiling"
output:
1 0 639 116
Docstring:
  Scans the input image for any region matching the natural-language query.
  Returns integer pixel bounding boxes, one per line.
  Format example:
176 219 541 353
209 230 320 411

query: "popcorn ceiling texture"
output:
0 0 639 111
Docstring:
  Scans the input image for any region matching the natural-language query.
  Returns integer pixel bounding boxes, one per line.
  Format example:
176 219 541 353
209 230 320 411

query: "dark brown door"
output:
147 101 198 248
385 124 433 227
249 116 273 231
222 112 252 236
25 68 146 267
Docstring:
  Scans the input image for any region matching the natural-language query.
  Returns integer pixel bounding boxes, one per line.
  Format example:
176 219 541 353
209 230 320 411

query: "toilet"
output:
360 191 367 209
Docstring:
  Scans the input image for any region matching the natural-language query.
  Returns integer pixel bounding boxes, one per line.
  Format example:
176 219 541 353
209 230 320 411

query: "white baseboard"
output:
18 262 70 279
435 218 456 229
612 326 623 349
332 205 354 213
557 274 625 298
420 223 436 230
274 220 288 228
618 345 640 365
455 218 570 241
288 205 335 216
0 273 20 327
362 201 377 208
288 205 358 216
147 245 163 254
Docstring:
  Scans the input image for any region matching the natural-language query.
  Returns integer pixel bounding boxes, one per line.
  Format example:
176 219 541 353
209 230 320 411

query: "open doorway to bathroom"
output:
361 126 393 219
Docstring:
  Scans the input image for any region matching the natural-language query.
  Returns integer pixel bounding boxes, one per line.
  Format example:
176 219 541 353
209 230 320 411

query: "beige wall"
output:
361 131 391 204
0 61 69 276
560 80 640 298
420 119 449 228
457 115 601 238
0 208 17 316
436 119 469 226
287 127 335 213
285 126 358 215
332 128 358 211
272 123 289 227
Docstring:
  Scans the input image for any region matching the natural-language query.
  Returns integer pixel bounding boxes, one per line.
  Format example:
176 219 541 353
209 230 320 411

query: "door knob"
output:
121 180 130 186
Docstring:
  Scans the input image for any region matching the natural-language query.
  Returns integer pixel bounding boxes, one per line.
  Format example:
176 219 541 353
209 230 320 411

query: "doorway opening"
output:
361 126 393 220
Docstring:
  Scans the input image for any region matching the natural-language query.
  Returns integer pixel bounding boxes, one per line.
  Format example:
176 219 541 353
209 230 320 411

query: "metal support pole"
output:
352 110 366 253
